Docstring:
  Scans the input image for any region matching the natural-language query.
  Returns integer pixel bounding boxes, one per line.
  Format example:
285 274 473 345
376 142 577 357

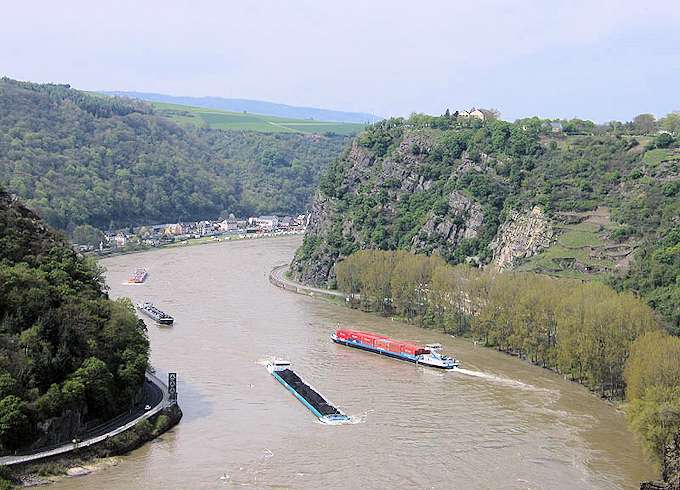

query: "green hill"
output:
0 78 350 230
0 188 149 452
292 113 680 332
102 90 380 124
151 101 367 135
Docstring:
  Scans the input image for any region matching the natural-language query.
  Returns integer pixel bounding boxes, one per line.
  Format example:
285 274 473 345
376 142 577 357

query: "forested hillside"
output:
292 112 680 332
0 189 149 452
0 78 349 230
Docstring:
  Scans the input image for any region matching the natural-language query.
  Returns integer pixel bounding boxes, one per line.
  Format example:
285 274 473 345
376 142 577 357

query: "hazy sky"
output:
3 1 679 121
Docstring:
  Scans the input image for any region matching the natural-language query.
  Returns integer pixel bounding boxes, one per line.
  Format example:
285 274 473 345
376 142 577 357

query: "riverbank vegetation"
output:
0 189 149 453
335 250 679 466
0 77 349 231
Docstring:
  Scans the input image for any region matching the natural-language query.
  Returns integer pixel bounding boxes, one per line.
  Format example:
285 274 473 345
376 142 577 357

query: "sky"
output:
2 0 679 121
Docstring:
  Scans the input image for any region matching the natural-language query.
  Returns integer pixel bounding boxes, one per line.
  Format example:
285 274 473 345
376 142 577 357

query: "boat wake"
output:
318 414 364 426
452 367 544 391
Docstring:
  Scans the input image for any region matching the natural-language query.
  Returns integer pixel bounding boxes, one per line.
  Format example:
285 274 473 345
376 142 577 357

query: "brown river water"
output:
53 236 655 489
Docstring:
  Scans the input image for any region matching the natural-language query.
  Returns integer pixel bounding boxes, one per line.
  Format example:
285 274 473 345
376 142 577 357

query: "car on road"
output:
144 404 152 410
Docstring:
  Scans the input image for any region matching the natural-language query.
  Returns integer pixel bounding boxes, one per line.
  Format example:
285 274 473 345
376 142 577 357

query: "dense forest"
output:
293 111 680 332
0 189 149 452
335 250 680 470
0 77 349 231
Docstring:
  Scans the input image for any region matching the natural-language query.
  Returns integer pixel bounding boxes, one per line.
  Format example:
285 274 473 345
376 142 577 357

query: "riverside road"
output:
0 372 168 466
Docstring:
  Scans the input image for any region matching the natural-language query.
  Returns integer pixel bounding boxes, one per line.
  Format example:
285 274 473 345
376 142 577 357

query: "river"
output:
53 236 655 489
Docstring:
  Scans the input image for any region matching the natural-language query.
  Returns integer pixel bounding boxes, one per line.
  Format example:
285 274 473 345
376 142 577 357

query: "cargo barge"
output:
128 268 148 284
267 359 350 424
332 329 459 369
136 302 174 326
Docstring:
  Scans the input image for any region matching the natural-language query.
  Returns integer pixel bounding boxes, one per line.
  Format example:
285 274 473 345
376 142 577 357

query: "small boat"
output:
136 302 174 326
267 359 350 424
331 329 459 369
128 268 148 284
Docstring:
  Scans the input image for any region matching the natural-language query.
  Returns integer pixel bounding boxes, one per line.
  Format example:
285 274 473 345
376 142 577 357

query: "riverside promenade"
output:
0 371 170 466
269 264 349 300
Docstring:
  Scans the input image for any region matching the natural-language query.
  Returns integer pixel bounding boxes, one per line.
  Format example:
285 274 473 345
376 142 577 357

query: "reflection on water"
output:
52 237 655 489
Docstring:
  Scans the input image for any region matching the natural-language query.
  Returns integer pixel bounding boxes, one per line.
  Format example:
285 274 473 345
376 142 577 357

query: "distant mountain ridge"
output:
102 91 382 124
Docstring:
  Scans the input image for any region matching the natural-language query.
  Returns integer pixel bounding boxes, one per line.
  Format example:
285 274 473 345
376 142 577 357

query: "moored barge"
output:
267 359 350 424
128 268 148 284
136 302 174 326
332 329 459 369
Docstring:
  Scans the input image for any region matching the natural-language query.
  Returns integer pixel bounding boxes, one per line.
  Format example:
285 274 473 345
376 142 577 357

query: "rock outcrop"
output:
490 206 553 270
411 191 484 251
291 127 500 286
640 432 680 490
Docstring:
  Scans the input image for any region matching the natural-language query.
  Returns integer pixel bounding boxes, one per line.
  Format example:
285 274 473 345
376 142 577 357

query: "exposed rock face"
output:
490 206 553 270
291 128 498 287
291 191 340 286
411 191 484 251
32 410 86 449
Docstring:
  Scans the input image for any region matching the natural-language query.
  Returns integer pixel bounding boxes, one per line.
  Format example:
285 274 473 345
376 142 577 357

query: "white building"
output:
256 215 279 231
219 219 238 232
114 232 127 248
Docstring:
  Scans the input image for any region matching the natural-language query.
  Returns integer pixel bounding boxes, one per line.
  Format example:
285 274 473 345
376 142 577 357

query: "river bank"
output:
92 230 304 260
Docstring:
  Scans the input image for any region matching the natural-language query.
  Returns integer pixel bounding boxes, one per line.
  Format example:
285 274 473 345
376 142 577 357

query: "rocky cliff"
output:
291 118 522 286
490 206 553 270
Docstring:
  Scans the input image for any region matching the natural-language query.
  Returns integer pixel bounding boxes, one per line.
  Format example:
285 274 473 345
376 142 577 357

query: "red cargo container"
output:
387 341 403 353
375 338 389 350
360 335 375 347
401 343 422 355
336 329 427 353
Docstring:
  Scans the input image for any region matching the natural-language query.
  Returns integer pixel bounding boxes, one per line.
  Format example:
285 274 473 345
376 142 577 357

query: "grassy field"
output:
151 102 367 135
642 148 680 167
516 219 618 276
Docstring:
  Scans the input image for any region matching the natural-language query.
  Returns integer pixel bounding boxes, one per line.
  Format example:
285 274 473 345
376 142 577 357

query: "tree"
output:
656 132 674 148
632 113 657 134
71 224 105 248
659 111 680 135
0 395 31 450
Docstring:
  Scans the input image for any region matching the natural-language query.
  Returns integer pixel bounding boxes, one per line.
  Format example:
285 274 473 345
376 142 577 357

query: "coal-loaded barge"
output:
136 302 174 326
332 329 459 369
267 359 350 424
128 268 148 284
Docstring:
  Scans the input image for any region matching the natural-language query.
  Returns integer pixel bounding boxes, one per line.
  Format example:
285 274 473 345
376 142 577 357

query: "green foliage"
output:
0 189 149 453
622 220 680 334
71 224 105 247
0 395 31 450
337 250 659 397
625 331 680 464
656 132 674 148
0 78 348 230
357 118 404 157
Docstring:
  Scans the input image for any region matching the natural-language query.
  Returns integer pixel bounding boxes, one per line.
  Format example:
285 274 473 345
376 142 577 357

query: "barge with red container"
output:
267 359 350 424
127 268 148 284
331 329 459 369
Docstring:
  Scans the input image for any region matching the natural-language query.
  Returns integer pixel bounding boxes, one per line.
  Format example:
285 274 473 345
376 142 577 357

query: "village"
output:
94 214 308 254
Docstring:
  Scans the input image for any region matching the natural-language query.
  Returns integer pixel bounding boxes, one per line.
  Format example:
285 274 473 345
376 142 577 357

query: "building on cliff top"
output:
457 108 485 120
